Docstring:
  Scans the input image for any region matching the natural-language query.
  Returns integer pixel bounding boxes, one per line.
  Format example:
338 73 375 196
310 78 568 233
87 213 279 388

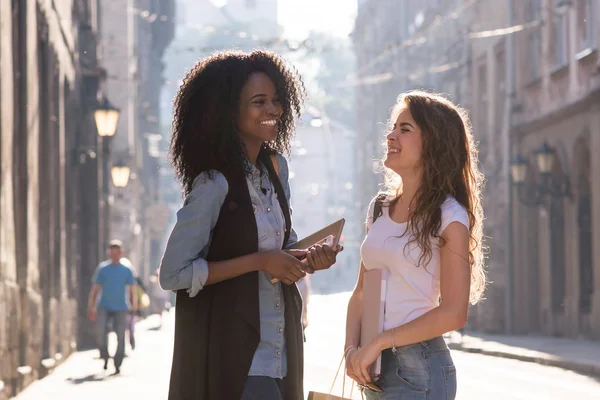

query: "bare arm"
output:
345 262 367 351
204 253 264 285
88 284 100 312
129 285 138 311
206 250 306 286
345 213 372 353
87 284 101 321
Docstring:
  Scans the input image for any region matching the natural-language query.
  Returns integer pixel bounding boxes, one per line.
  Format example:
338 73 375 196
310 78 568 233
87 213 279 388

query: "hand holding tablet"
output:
270 219 345 284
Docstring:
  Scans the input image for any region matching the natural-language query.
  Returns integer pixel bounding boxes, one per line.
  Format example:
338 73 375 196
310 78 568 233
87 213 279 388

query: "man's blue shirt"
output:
94 262 135 311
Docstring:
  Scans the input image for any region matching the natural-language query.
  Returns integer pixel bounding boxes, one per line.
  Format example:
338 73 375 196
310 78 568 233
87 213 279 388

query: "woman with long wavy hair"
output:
159 50 341 400
344 90 486 399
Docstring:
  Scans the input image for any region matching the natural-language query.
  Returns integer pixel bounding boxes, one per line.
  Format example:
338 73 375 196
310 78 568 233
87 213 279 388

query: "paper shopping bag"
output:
307 392 352 400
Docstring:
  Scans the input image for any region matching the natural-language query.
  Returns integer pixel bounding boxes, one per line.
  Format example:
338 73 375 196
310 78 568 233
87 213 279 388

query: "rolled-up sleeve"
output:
275 154 298 246
159 171 228 297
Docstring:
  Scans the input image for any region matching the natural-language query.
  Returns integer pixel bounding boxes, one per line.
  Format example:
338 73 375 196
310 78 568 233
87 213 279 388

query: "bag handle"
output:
327 354 355 399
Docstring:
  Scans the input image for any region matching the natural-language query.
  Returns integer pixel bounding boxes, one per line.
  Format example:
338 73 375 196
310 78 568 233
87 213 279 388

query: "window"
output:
477 62 489 164
13 0 29 289
550 195 566 313
576 141 593 313
553 0 568 67
528 0 541 80
494 46 505 166
495 45 506 130
577 0 595 51
578 194 593 313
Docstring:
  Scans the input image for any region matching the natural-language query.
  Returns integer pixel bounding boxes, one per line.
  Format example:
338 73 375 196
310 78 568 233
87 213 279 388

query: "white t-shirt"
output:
360 195 469 331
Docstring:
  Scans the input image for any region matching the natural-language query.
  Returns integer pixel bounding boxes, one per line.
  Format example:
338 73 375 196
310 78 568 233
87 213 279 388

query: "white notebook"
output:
360 268 388 377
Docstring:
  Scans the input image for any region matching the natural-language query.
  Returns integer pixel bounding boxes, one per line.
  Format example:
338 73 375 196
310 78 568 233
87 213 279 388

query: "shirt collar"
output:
246 159 266 188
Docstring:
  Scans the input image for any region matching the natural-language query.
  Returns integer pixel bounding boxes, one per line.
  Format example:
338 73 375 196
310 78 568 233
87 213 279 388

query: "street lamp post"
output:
75 90 120 348
510 141 571 206
94 96 121 251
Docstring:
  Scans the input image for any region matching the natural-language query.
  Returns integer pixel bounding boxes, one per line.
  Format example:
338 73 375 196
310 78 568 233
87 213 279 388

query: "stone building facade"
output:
0 0 104 397
0 0 176 397
508 0 600 339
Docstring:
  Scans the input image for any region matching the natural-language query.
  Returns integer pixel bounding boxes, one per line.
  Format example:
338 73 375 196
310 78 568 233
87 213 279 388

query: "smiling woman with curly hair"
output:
170 50 305 196
159 50 342 400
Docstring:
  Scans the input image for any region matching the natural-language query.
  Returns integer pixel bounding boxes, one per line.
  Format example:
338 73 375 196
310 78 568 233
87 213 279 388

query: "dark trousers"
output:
241 376 285 400
97 309 128 368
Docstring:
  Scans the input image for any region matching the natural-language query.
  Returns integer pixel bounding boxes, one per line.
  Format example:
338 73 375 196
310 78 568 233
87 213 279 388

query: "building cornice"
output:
513 87 600 137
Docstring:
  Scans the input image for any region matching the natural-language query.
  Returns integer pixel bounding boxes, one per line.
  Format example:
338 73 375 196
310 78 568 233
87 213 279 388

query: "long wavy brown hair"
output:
381 90 486 304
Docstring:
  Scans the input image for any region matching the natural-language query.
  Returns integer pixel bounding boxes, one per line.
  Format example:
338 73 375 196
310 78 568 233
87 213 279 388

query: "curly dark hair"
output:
382 90 486 304
170 49 306 196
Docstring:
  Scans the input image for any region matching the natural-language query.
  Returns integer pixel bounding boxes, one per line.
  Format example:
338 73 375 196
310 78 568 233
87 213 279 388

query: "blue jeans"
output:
97 309 128 368
364 336 457 400
241 376 285 400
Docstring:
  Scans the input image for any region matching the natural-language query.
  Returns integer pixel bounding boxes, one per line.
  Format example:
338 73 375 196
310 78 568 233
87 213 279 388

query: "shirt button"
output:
276 302 280 308
276 231 281 236
276 351 281 356
267 207 271 212
279 327 283 333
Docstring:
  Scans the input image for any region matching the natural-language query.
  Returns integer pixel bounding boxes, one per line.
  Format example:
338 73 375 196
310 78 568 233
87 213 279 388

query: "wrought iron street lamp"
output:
94 96 120 137
510 141 571 206
111 161 131 188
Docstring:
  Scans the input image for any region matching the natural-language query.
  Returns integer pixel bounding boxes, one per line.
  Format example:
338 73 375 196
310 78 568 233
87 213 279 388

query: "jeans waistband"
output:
391 335 449 354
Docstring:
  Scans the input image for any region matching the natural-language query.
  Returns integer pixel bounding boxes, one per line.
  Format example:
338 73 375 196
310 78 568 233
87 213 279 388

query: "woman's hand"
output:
349 341 381 386
261 250 308 285
303 244 343 274
345 348 361 383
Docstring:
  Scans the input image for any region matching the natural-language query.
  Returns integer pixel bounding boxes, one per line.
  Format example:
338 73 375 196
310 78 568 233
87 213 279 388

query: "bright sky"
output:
277 0 357 39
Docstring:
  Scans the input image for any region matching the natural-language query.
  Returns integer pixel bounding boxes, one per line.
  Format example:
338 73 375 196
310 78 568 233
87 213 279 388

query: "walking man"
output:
88 240 137 374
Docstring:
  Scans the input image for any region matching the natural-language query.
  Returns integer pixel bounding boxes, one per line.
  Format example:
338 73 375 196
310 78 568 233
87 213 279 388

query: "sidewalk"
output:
446 331 600 378
14 315 172 400
13 304 352 400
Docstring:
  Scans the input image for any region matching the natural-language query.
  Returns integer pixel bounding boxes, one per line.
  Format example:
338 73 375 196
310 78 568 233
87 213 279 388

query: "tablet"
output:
284 218 345 251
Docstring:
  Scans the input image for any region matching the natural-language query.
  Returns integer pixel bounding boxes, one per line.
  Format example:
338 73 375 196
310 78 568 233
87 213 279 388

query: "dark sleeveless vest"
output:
167 150 304 400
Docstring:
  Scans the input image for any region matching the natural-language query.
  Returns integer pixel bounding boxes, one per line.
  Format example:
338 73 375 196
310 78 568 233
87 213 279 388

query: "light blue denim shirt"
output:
159 153 298 379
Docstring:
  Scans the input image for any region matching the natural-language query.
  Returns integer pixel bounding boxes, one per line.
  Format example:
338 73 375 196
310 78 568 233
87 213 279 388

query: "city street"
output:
14 292 600 400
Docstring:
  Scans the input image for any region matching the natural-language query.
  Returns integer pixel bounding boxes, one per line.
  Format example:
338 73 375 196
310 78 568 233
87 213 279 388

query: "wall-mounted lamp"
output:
111 160 131 188
510 141 571 206
94 96 120 137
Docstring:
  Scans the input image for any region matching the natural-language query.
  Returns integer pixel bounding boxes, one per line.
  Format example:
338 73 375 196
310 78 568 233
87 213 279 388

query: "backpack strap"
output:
372 194 387 224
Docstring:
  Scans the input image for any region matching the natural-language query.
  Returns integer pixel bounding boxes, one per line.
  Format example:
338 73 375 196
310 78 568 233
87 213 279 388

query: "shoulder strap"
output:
270 154 279 176
372 194 386 224
261 151 290 244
